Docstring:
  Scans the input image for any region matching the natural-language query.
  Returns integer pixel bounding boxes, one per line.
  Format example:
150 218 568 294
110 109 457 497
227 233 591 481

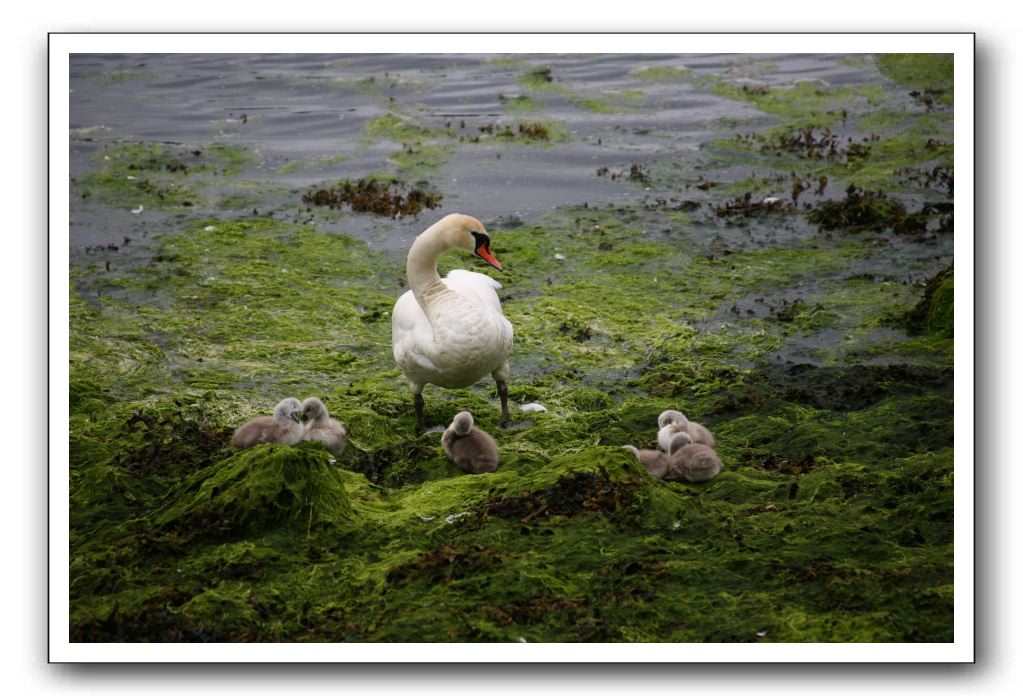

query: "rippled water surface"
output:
70 53 905 248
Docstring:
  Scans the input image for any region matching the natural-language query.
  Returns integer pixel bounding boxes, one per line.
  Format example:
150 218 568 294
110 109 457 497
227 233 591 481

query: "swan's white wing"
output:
443 270 505 315
392 290 439 378
392 271 514 390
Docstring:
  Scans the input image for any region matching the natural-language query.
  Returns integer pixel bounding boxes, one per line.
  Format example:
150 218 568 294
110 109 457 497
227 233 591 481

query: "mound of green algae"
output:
69 54 954 642
70 205 953 642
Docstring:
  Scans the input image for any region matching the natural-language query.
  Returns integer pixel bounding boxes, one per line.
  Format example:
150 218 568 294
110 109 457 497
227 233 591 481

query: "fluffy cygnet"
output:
665 432 722 482
441 411 499 474
657 409 716 451
231 397 304 449
621 445 670 479
301 397 348 457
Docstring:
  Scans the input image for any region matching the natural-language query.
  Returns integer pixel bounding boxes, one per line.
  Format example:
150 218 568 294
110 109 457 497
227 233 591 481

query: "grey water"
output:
68 53 886 250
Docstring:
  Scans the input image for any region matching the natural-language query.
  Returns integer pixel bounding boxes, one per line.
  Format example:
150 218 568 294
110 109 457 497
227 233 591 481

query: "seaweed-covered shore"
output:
68 53 954 642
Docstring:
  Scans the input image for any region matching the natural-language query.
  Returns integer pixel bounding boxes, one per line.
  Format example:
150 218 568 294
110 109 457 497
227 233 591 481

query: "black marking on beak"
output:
470 230 503 271
470 231 491 254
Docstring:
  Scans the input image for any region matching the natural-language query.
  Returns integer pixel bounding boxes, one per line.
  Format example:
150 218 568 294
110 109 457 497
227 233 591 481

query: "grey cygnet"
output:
231 397 304 449
442 411 499 474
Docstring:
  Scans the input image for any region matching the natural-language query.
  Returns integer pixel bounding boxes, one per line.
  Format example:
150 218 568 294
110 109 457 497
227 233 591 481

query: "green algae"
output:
474 120 570 145
631 66 691 82
517 66 645 114
875 54 954 105
361 110 570 179
275 154 347 175
487 56 525 68
328 77 388 105
69 208 955 640
388 142 453 178
709 123 952 194
364 113 450 143
686 66 955 255
500 94 542 113
705 79 886 127
151 443 354 538
902 266 954 339
75 142 259 210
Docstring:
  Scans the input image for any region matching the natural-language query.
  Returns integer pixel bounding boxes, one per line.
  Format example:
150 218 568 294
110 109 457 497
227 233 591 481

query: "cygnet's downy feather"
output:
665 432 722 482
300 397 348 457
441 411 499 474
231 398 304 449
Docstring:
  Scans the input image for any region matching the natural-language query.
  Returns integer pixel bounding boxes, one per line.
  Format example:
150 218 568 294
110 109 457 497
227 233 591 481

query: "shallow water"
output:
70 53 899 248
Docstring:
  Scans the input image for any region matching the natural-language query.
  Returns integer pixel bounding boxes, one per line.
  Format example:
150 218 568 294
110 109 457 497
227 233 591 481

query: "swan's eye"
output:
470 230 490 251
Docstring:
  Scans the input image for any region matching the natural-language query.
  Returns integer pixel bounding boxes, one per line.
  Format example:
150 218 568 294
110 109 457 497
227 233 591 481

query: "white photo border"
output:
50 32 974 663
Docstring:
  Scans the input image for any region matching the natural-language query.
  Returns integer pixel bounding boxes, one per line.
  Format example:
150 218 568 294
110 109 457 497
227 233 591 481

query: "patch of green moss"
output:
517 67 645 114
631 66 692 82
501 94 542 113
364 113 450 143
474 120 571 145
902 266 954 339
487 56 525 68
152 443 354 538
275 154 347 175
328 77 387 105
703 78 886 128
75 142 259 210
68 203 953 638
386 143 450 179
924 275 954 338
517 66 557 92
876 54 954 104
215 193 262 210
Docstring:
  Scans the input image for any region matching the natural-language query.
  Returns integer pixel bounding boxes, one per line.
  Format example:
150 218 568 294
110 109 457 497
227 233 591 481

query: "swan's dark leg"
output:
492 362 519 429
496 379 511 428
414 392 426 431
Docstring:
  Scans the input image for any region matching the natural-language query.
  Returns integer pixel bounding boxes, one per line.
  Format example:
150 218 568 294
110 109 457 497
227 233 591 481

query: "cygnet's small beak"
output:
290 411 302 423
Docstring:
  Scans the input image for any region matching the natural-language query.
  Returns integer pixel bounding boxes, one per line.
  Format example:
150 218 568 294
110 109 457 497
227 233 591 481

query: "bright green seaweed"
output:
69 206 954 642
69 54 955 643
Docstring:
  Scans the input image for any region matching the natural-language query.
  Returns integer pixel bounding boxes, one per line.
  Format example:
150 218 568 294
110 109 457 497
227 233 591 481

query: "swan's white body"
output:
391 214 513 424
392 269 512 389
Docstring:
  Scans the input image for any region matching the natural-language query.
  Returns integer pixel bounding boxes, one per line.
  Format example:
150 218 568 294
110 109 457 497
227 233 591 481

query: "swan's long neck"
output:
407 223 454 318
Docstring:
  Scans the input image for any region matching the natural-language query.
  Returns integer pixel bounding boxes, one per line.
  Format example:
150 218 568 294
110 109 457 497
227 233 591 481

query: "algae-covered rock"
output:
483 446 647 522
69 378 110 414
903 266 953 338
153 442 354 539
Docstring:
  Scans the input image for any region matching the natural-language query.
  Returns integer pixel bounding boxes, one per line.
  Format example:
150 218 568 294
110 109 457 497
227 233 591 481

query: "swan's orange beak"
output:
475 244 503 271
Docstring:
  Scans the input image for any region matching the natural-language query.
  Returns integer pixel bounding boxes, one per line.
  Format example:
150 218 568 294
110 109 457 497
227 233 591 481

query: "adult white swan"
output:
392 213 514 428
